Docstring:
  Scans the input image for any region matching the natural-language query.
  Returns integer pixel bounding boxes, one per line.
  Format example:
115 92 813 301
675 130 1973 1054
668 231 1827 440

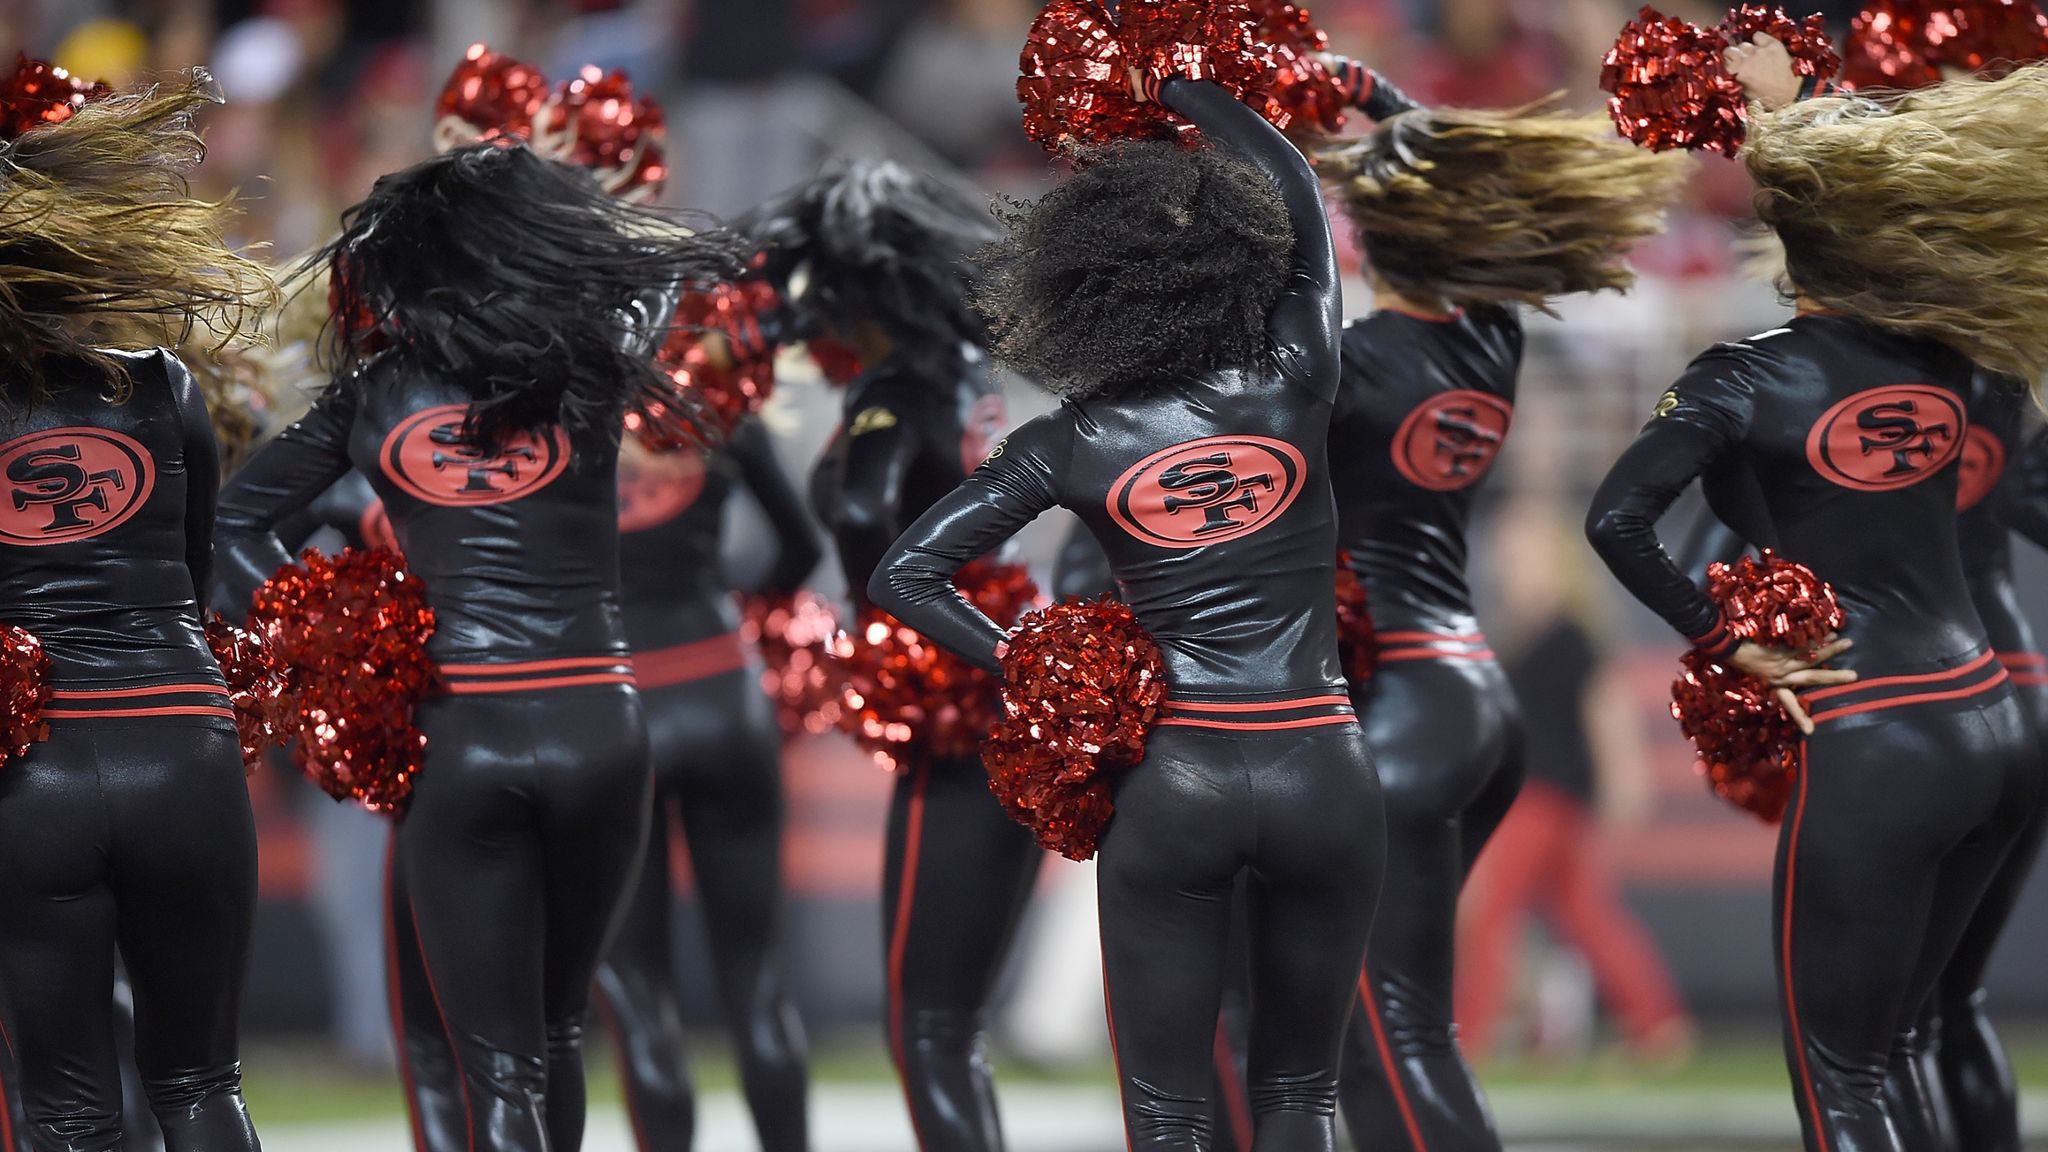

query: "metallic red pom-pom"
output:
834 560 1043 773
204 614 293 774
434 43 549 140
1242 0 1347 134
0 625 51 771
1121 0 1269 94
0 55 110 143
1018 0 1175 150
1721 6 1843 80
537 65 667 200
1841 0 2048 90
740 590 846 737
250 548 438 814
806 339 865 387
633 279 784 450
983 597 1168 860
1333 555 1377 688
1669 549 1845 822
1602 7 1749 157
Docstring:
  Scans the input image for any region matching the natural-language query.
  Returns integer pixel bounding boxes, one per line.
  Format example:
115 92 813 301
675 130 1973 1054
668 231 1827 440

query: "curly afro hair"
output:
974 140 1292 401
740 161 995 383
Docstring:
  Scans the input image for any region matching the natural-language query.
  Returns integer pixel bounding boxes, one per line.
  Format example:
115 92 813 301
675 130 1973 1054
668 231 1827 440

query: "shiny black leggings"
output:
1336 659 1521 1152
1099 722 1383 1152
1778 694 2035 1152
393 686 651 1152
593 668 809 1152
883 753 1042 1152
0 722 259 1152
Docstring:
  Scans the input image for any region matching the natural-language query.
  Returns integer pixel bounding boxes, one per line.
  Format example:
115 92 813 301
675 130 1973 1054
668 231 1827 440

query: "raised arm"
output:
728 418 823 595
166 352 221 608
212 383 362 611
868 413 1070 674
1321 53 1421 121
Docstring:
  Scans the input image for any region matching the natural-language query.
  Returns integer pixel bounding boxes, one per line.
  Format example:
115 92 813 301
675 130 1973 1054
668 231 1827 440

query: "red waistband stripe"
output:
633 633 748 689
436 657 637 696
1159 694 1357 732
1803 652 2009 726
43 681 233 722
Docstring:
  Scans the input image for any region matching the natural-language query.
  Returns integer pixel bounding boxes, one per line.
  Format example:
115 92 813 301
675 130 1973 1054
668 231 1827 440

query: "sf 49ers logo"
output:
1956 426 2007 512
0 427 156 546
380 403 571 507
617 448 706 533
1804 385 1964 493
1107 435 1305 548
359 498 401 554
1392 390 1513 492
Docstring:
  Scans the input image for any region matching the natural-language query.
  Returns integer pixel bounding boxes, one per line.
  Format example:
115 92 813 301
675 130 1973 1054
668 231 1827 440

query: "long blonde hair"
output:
1745 65 2048 381
1317 101 1686 310
0 71 276 404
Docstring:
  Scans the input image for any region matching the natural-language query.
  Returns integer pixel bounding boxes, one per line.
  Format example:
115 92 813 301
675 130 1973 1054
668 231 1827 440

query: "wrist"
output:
1688 615 1742 664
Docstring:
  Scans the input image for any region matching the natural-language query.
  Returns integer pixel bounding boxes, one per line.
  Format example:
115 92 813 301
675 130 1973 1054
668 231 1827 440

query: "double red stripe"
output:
1802 651 2008 725
1157 693 1356 732
633 633 747 689
1999 652 2048 687
43 681 233 721
437 655 636 696
1375 632 1495 666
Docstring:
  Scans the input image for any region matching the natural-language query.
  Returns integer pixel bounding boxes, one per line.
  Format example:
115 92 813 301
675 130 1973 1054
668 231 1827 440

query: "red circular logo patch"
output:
1955 426 2006 513
359 498 400 554
1804 385 1965 493
1107 435 1306 548
1391 390 1514 492
960 393 1006 476
379 404 571 507
617 449 706 533
0 427 157 547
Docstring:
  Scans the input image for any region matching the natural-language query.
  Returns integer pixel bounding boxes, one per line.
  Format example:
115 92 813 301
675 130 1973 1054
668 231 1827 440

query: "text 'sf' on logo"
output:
381 403 571 507
1392 390 1513 492
0 428 156 546
1804 385 1965 493
1107 435 1305 548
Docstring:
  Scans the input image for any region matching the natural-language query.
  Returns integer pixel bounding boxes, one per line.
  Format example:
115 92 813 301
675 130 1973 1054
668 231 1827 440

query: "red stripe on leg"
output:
1359 972 1430 1152
887 766 931 1147
1782 745 1832 1152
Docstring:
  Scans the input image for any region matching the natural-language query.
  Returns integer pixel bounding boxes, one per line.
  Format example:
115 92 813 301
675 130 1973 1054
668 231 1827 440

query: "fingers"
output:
1773 666 1858 689
1805 636 1854 664
1777 687 1815 736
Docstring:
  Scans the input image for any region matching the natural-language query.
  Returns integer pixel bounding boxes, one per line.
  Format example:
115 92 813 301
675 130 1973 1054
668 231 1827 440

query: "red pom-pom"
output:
204 614 293 774
1669 549 1846 822
434 43 549 140
633 278 784 450
1242 0 1347 134
536 65 667 201
0 55 110 143
805 339 865 386
250 548 438 814
834 560 1043 772
1602 6 1842 157
0 625 51 771
1333 555 1377 687
1841 0 2048 90
1721 7 1843 79
983 597 1168 860
740 590 846 737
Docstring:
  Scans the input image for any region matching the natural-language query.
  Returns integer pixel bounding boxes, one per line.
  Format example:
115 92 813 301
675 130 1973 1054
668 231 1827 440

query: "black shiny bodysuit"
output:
872 79 1385 1152
810 336 1043 1152
215 363 653 1152
0 350 261 1152
1585 315 2038 1152
1328 307 1526 1152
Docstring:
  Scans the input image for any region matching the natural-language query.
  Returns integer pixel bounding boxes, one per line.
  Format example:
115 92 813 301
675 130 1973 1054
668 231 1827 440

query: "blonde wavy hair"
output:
1316 101 1686 310
0 71 276 406
1745 65 2048 381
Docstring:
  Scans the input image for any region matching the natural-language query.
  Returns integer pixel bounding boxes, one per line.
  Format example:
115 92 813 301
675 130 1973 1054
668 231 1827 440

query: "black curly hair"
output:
740 161 995 384
973 140 1292 401
310 140 745 449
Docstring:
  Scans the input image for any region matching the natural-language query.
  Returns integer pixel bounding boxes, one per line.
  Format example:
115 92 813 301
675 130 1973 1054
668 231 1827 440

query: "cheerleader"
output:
0 73 275 1151
1585 62 2048 1152
214 141 740 1152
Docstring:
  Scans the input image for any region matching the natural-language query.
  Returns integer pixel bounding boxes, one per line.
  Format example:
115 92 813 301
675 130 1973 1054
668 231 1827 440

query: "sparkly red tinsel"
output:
249 548 438 814
204 615 294 774
741 590 847 738
0 55 109 143
806 339 865 387
1601 5 1840 157
1241 0 1348 134
434 42 549 139
1017 0 1310 151
538 65 667 200
1841 0 2048 89
1668 549 1844 823
0 625 51 771
834 560 1043 773
982 598 1168 861
632 278 784 450
1334 555 1378 688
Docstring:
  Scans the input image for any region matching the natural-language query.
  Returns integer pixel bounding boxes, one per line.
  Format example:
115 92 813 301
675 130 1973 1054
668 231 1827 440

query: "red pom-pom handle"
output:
0 54 110 143
0 625 51 771
1601 5 1840 157
741 590 846 738
1668 549 1846 822
1841 0 2048 90
205 615 294 774
983 597 1169 860
250 547 438 814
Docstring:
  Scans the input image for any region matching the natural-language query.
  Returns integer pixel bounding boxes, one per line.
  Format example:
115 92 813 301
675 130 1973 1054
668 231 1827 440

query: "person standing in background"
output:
1457 501 1694 1067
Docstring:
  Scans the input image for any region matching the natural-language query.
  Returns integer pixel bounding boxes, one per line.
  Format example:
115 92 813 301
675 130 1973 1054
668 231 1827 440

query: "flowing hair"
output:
1745 64 2048 381
1317 101 1686 311
0 70 276 406
310 140 746 449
